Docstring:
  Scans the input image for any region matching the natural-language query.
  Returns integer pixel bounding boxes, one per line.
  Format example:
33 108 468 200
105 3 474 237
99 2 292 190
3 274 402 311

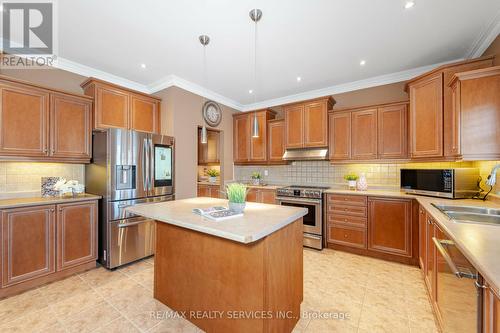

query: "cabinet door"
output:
209 186 220 199
250 111 267 162
130 95 159 133
197 185 209 197
233 114 250 163
484 283 500 333
426 216 436 299
328 112 351 160
260 190 276 204
284 104 304 148
368 197 412 257
304 101 327 147
1 205 55 287
246 188 258 202
418 206 427 270
50 93 92 160
0 84 49 157
378 104 408 159
268 120 285 162
198 130 220 164
57 201 97 271
351 109 377 160
409 73 443 158
198 128 207 164
95 86 129 129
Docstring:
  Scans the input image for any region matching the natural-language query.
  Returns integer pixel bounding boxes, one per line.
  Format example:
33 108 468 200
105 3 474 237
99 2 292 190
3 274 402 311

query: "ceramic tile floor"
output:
0 249 438 333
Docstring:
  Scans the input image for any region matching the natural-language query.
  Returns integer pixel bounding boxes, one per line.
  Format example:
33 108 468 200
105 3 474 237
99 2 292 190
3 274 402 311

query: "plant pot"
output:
348 180 357 190
251 178 261 185
209 176 217 183
228 202 246 213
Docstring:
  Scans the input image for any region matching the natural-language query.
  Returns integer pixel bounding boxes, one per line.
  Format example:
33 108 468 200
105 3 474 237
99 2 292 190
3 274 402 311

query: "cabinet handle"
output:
475 281 488 289
50 208 54 212
344 233 348 238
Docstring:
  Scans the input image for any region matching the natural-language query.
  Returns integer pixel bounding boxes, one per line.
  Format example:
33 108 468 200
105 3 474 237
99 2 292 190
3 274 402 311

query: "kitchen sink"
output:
432 204 500 226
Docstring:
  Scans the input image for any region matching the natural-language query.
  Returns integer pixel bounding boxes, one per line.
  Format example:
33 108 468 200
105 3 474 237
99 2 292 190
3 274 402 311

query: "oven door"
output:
276 197 322 235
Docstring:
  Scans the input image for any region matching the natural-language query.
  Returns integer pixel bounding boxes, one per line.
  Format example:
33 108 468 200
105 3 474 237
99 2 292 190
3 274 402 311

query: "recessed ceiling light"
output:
404 1 415 9
296 76 302 82
140 63 147 69
360 60 366 66
248 89 253 94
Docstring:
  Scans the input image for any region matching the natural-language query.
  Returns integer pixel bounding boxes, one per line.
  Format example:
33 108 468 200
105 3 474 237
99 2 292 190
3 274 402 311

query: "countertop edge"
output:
0 194 101 209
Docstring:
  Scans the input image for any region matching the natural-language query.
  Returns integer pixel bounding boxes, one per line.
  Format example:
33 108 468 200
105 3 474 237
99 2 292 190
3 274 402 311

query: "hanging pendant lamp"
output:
250 9 262 138
199 34 210 144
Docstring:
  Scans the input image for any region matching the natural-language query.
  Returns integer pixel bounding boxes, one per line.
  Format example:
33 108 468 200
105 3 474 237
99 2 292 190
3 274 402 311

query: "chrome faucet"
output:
486 164 500 187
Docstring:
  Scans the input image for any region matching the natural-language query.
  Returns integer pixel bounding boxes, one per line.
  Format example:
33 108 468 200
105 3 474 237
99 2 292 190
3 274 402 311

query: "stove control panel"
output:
276 188 323 199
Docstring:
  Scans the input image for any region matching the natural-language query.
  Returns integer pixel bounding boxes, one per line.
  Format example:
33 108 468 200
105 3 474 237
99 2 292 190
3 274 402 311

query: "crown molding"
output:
465 9 500 58
148 75 244 110
239 59 464 111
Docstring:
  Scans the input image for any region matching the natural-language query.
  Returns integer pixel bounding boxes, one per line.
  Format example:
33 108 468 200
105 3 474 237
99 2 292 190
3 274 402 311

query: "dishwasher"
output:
433 227 483 333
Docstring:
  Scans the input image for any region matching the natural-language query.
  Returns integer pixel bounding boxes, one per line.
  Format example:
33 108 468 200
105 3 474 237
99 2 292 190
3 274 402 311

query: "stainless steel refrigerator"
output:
85 129 175 269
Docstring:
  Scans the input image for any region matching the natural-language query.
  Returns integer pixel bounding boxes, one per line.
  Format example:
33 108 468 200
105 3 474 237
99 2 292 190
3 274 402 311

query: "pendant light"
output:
199 34 210 144
250 9 262 138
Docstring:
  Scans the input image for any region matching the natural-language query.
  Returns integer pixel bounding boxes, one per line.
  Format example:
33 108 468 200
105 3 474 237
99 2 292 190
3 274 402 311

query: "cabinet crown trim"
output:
448 65 500 87
81 77 161 101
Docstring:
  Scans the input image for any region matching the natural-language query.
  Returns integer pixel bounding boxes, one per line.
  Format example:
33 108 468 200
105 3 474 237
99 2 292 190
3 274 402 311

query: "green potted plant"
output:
206 169 220 183
344 173 358 190
251 171 262 185
226 183 248 213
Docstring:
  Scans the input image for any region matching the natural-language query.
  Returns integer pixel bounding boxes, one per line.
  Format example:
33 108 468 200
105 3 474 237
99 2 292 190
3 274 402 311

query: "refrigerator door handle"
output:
143 138 148 192
149 138 154 191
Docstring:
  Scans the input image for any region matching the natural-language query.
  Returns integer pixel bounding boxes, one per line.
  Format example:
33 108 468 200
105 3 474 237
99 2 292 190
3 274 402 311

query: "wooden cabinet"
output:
1 205 56 287
484 282 500 333
197 184 220 198
406 56 493 160
246 188 276 204
449 66 500 160
56 201 97 271
50 93 92 160
0 82 50 157
198 129 220 165
284 97 334 149
418 205 427 270
81 78 161 134
351 109 377 160
0 76 93 163
328 112 351 160
426 214 436 300
233 110 276 164
368 197 413 258
326 194 367 249
0 200 98 296
267 119 285 163
378 104 408 159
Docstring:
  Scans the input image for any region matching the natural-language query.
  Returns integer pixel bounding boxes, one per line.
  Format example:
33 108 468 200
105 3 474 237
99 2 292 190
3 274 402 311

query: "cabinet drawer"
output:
328 225 367 249
328 204 367 217
328 194 367 206
328 213 367 228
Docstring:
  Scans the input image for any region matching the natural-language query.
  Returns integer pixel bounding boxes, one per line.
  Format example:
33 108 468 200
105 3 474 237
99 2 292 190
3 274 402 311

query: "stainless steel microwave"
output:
400 168 480 199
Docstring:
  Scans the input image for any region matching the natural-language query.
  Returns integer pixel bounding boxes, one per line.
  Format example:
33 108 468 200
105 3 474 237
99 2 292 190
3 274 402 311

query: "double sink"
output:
433 204 500 226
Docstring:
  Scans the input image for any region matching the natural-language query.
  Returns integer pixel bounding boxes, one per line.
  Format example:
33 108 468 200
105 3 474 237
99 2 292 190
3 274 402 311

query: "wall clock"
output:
202 100 222 127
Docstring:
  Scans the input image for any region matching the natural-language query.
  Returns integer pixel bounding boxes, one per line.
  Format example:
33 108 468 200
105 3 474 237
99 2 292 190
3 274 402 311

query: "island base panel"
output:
154 218 303 333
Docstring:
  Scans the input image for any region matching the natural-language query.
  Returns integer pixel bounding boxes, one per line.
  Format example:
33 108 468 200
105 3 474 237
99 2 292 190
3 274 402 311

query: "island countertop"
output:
126 197 308 244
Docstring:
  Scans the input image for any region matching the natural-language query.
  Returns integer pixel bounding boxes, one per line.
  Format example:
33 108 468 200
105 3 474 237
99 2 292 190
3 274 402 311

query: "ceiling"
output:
50 1 500 109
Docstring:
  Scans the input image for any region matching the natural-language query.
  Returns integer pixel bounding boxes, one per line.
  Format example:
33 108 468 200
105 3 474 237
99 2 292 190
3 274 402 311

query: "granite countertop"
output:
126 197 307 244
0 194 101 209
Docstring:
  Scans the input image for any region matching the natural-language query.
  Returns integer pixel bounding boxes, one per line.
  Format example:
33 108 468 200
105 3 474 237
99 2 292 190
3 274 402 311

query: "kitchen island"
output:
127 197 307 332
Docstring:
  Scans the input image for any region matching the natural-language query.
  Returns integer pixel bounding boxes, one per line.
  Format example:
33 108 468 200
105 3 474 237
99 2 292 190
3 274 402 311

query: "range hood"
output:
282 148 328 161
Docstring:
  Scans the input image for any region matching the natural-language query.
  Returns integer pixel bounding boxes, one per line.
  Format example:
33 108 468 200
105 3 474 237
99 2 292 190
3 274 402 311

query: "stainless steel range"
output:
276 185 329 250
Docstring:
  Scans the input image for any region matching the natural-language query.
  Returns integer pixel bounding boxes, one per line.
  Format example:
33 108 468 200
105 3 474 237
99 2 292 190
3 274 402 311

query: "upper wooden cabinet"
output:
268 119 285 163
233 110 276 164
81 78 161 134
351 109 377 160
328 101 409 162
449 66 500 160
0 76 93 163
284 97 334 149
198 128 220 165
406 56 493 160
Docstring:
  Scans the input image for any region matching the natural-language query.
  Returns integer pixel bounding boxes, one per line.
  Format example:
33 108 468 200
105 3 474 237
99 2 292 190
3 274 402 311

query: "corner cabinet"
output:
81 78 161 134
284 97 335 149
406 56 493 160
0 76 93 163
233 109 276 165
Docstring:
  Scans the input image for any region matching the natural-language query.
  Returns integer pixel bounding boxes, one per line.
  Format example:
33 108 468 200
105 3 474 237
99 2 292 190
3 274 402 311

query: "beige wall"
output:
482 34 500 65
154 86 237 199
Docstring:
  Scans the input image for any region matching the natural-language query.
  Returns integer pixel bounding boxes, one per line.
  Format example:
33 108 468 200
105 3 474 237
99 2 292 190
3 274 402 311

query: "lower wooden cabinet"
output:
418 205 427 270
197 184 220 198
326 194 418 265
0 200 98 296
246 188 276 204
484 283 500 333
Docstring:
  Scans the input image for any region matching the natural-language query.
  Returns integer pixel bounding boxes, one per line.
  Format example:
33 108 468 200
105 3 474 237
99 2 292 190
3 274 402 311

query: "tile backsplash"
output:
0 162 84 195
234 161 500 195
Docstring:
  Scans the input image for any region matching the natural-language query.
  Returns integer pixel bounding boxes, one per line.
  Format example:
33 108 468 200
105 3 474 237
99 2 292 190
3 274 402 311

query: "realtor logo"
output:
2 1 53 54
